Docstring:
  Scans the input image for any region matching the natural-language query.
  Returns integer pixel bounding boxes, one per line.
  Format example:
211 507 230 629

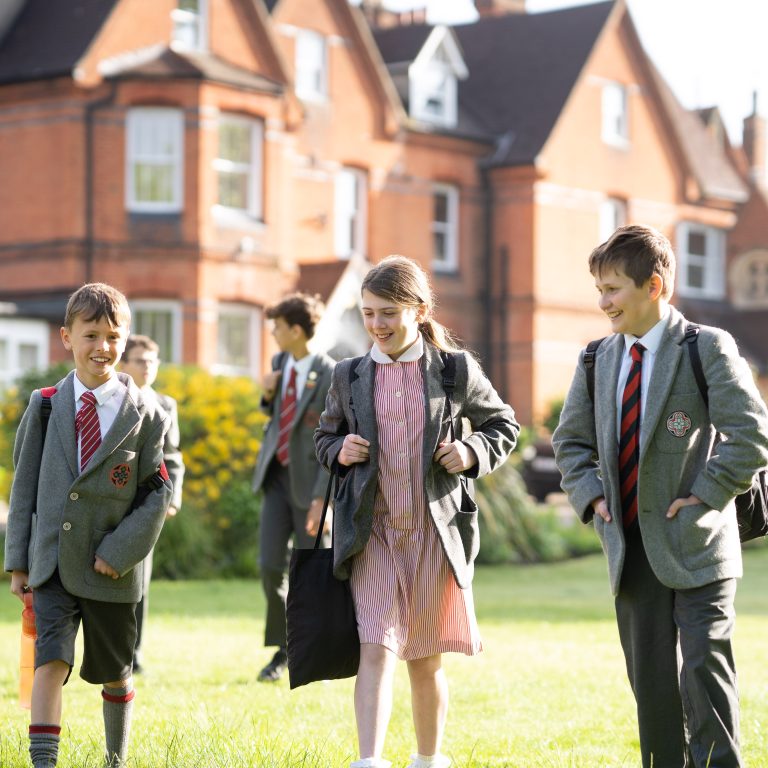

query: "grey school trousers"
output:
615 526 742 768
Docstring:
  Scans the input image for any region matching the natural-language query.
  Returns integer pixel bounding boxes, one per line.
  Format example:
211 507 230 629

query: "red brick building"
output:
0 0 765 424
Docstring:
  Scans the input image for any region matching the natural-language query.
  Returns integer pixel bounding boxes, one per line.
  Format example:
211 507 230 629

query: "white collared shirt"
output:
370 333 424 364
615 310 669 440
281 353 316 400
73 374 123 467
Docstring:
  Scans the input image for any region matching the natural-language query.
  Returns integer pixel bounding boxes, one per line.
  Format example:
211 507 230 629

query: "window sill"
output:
212 206 265 231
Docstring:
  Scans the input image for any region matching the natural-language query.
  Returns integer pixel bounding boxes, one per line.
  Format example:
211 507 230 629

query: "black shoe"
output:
258 649 288 682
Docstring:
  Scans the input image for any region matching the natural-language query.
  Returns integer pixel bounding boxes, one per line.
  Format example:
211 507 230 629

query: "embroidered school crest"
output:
109 464 131 488
666 411 692 438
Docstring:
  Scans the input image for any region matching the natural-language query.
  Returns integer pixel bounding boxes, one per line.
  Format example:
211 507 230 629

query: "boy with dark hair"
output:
252 292 335 682
553 225 768 768
4 283 172 768
119 334 185 673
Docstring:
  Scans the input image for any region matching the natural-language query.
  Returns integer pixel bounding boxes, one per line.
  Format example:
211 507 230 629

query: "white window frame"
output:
602 81 629 147
410 58 457 127
295 29 327 102
334 168 367 259
431 183 459 273
0 319 49 390
212 115 264 223
213 303 262 378
676 222 726 299
171 0 208 52
599 197 627 243
126 107 184 214
129 299 183 363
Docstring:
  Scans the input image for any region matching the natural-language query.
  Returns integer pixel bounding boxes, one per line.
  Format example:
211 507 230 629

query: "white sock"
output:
350 759 392 768
408 754 451 768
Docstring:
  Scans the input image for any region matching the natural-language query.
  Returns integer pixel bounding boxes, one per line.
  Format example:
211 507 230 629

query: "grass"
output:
1 548 767 767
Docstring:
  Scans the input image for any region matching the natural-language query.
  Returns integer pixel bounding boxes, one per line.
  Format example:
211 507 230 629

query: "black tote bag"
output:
286 471 360 689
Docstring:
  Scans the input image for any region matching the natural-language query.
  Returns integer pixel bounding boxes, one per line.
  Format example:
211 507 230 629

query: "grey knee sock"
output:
102 683 134 767
29 724 61 768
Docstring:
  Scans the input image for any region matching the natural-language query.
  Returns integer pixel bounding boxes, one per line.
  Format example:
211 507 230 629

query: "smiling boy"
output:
553 225 768 768
4 283 172 768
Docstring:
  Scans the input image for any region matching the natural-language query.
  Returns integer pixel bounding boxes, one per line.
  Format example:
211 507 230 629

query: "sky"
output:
365 0 768 145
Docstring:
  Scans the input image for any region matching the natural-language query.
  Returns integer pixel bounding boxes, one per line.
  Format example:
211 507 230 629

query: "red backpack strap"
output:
40 386 58 398
39 386 57 443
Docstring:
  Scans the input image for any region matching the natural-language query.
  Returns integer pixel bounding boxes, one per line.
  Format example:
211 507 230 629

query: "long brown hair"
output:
361 255 461 352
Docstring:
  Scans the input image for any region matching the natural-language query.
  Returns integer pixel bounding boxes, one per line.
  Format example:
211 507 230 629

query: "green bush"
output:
475 461 601 564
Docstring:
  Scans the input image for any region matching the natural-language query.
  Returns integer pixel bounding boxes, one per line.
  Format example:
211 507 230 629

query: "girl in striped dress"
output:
315 256 519 768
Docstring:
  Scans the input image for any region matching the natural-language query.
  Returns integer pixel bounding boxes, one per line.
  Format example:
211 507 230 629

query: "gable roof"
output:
645 60 747 203
0 0 119 85
99 45 284 93
373 1 614 161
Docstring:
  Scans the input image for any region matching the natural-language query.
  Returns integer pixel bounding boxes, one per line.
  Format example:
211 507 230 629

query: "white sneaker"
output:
350 759 392 768
406 755 451 768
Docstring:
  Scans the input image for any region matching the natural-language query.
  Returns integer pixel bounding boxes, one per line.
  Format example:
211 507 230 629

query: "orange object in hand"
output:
19 591 36 709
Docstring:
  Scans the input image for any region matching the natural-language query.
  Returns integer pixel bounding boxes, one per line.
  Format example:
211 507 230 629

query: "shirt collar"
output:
370 333 424 364
288 353 315 377
623 307 669 356
73 374 121 406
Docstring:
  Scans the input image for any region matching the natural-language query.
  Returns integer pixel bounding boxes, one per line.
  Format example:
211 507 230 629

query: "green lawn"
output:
1 548 767 767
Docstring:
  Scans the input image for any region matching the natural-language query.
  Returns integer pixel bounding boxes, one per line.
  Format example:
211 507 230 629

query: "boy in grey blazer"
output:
251 293 334 682
553 226 768 768
4 283 172 768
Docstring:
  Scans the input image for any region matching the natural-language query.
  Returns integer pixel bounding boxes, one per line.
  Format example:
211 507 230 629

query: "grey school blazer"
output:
553 306 768 595
3 371 172 603
314 341 519 589
252 352 335 509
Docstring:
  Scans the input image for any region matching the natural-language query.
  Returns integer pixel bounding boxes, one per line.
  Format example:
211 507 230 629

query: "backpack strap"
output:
39 386 57 444
439 350 458 440
683 323 708 407
583 338 606 404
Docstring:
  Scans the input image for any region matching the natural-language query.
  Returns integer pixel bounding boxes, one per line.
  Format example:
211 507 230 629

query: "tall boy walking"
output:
553 225 768 767
251 293 334 682
4 283 172 768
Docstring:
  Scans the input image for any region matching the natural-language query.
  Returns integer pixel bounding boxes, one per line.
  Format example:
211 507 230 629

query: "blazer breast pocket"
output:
653 394 702 454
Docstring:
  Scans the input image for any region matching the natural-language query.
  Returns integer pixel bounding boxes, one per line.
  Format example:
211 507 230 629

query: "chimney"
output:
742 91 767 187
474 0 526 16
359 0 428 28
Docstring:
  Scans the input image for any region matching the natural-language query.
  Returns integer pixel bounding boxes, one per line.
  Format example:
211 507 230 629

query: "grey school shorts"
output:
33 570 137 685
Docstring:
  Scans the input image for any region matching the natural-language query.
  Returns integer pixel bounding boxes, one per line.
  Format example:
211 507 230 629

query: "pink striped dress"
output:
349 355 482 660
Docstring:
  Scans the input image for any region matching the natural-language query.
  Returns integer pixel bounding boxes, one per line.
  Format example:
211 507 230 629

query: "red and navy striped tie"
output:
76 390 101 472
619 342 645 529
276 367 297 466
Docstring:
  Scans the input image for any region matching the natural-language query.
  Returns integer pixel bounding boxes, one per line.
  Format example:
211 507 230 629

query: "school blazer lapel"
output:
596 336 623 476
51 371 78 477
639 312 685 462
293 356 324 420
423 344 447 474
351 354 378 460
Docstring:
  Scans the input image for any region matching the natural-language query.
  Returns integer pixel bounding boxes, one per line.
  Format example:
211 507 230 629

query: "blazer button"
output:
62 522 72 531
69 492 79 501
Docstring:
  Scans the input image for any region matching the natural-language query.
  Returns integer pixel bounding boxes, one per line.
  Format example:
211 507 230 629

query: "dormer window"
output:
408 27 468 129
295 29 327 102
171 0 207 51
602 81 629 146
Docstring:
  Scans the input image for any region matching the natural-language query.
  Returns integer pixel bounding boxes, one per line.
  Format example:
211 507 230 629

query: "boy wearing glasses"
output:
119 335 185 673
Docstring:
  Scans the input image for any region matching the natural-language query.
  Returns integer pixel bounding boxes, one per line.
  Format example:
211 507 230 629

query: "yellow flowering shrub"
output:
152 366 268 578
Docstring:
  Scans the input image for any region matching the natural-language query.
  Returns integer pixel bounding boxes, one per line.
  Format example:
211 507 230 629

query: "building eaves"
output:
100 46 284 94
0 0 118 86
